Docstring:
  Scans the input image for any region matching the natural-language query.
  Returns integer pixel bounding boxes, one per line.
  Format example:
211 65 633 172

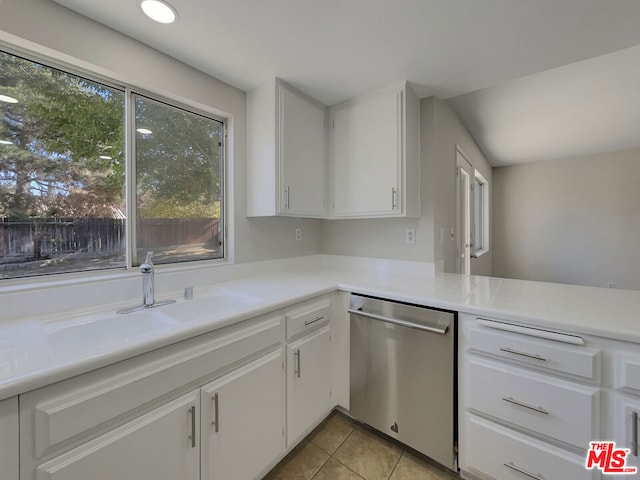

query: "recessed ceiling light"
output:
0 95 18 104
136 128 153 135
0 140 13 145
99 155 113 160
141 0 177 24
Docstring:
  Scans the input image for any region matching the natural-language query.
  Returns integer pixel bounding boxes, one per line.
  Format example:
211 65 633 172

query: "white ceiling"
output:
52 0 640 166
450 45 640 166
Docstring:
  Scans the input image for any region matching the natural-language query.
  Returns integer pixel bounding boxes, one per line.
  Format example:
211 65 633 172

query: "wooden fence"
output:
0 217 220 261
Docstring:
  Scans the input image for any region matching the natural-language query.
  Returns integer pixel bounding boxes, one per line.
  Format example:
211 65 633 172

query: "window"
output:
0 50 225 279
134 95 224 265
474 170 489 254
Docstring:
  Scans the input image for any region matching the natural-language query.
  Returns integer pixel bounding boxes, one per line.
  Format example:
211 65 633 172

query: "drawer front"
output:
616 355 640 394
286 298 331 341
467 357 598 449
462 414 596 480
22 313 283 461
469 325 599 380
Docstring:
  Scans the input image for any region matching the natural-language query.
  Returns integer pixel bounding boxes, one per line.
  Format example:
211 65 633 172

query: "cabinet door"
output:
287 326 332 444
278 84 326 217
35 391 200 480
330 86 401 217
0 397 18 480
615 396 640 472
201 349 285 480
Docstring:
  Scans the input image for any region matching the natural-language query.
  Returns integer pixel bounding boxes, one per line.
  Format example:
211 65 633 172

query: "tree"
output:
0 51 125 219
134 95 223 219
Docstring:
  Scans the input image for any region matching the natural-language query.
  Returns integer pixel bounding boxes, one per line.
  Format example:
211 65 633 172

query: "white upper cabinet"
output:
247 78 327 218
329 82 420 218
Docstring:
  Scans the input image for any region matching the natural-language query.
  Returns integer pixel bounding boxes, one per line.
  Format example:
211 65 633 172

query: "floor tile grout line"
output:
309 450 331 480
331 457 366 479
384 449 403 480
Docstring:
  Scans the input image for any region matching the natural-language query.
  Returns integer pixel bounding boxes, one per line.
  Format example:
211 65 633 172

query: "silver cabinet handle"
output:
284 186 290 209
633 411 638 457
504 462 545 479
304 315 325 326
502 396 549 415
188 405 196 448
499 347 547 362
348 308 449 335
212 393 219 433
294 349 301 378
391 187 397 210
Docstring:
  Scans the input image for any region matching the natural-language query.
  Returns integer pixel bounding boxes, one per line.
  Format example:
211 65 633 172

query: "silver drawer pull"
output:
304 315 325 326
504 462 545 479
499 347 547 362
212 393 219 433
502 396 549 415
188 405 196 448
633 411 638 457
294 349 301 378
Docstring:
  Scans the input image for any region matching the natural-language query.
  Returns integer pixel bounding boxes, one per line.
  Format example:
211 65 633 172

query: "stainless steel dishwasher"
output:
349 294 457 470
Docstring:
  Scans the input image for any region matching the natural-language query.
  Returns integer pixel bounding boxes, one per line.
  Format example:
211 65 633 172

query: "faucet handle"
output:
140 251 154 273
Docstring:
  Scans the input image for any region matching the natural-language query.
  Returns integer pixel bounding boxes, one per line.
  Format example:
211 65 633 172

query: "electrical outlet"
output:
405 229 416 244
295 227 302 241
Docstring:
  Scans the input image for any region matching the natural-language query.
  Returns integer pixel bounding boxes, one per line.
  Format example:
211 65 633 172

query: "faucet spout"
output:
140 251 155 307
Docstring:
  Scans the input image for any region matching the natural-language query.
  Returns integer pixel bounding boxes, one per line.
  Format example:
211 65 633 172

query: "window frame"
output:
0 46 229 281
473 169 490 256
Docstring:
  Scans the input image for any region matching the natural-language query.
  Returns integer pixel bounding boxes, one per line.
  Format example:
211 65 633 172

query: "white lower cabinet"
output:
201 349 285 480
287 325 332 444
36 391 200 480
0 397 19 480
614 394 640 473
459 314 601 480
464 414 594 480
18 296 337 480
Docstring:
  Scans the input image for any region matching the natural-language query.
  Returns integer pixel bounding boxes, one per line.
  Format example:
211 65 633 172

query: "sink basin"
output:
45 309 177 355
161 291 262 322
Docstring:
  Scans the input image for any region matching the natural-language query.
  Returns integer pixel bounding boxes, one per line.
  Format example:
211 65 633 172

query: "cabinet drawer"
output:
469 323 599 380
467 357 598 449
286 298 330 341
462 414 596 480
21 313 282 461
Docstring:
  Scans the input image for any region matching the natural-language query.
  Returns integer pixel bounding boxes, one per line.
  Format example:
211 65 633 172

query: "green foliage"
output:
0 51 125 218
0 52 223 224
138 198 221 219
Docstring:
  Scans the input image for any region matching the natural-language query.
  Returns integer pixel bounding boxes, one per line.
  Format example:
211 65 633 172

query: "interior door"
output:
457 148 475 275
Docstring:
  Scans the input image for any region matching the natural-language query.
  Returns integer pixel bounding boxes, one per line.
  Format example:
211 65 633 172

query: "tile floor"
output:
263 412 460 480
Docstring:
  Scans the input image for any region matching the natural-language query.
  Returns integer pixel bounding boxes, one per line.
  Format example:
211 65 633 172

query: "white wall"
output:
426 98 493 276
322 97 493 276
0 0 322 267
492 148 640 290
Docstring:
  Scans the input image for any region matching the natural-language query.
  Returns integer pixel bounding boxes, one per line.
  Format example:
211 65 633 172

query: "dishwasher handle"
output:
348 308 449 335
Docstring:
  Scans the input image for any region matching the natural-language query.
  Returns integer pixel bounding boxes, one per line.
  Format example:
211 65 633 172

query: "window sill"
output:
0 257 233 295
473 249 489 259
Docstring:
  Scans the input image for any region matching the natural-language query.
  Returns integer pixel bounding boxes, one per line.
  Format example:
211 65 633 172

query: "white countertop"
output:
1 256 640 401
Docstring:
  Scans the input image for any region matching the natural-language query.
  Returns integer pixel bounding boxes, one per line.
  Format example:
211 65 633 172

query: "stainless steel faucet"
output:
116 251 175 314
140 251 155 306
